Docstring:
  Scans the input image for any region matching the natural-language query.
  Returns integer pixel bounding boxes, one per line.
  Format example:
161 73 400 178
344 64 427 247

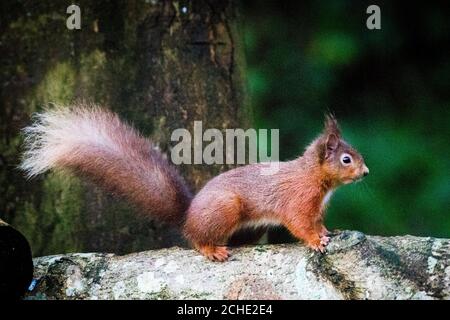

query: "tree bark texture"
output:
26 231 450 300
0 0 248 256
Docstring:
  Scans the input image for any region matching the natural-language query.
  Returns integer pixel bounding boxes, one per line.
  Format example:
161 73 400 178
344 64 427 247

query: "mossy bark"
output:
27 231 450 300
0 1 249 256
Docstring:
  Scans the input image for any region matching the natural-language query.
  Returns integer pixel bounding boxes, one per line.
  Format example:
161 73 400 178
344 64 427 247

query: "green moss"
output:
15 59 80 255
78 50 108 102
34 62 76 105
13 173 84 256
39 173 84 254
12 201 42 254
3 1 245 257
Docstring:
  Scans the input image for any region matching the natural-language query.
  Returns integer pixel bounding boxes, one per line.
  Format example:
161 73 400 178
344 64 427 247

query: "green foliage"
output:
242 1 450 237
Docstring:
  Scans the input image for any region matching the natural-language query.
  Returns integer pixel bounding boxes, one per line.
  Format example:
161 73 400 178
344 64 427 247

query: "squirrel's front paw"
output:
307 236 329 253
320 235 330 246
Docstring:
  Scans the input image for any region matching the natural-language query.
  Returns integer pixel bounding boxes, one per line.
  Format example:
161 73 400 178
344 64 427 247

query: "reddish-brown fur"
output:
184 115 369 259
21 105 192 226
22 106 368 262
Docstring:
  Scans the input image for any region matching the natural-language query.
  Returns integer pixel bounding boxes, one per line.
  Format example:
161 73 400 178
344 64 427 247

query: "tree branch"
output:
26 231 449 300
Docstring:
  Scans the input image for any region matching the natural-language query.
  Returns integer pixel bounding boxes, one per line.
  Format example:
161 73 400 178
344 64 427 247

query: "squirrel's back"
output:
21 104 192 225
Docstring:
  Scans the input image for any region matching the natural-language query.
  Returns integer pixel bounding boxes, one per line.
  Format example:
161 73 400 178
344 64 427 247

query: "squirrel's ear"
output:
324 113 341 138
324 133 339 159
317 133 339 162
326 133 339 150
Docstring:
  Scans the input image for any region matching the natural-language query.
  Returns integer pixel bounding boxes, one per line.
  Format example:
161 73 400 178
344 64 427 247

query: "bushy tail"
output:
20 104 192 225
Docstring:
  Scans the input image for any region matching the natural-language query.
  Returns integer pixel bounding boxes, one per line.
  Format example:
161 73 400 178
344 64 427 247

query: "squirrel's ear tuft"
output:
324 113 341 138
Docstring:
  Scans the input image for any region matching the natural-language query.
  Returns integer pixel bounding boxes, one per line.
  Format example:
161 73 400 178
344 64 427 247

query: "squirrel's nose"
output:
362 165 369 177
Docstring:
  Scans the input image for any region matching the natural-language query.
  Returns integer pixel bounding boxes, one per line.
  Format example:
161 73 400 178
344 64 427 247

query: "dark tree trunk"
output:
0 0 249 256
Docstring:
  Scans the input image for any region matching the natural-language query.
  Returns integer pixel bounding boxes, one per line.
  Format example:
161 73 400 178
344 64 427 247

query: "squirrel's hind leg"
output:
184 191 243 262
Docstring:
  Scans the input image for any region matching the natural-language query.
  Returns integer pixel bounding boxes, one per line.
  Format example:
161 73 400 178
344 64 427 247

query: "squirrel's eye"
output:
340 153 352 165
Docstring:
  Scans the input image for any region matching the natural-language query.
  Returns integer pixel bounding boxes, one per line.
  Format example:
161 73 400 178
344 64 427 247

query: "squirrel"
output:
20 104 369 262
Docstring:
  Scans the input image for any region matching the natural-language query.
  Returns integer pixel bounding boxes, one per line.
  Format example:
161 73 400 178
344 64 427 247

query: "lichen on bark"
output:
27 231 450 300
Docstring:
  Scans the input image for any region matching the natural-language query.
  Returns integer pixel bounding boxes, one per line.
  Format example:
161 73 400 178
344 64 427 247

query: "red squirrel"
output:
21 104 369 261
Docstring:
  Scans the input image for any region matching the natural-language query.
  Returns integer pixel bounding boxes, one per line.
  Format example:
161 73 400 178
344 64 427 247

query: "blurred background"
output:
242 0 450 239
0 0 449 257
